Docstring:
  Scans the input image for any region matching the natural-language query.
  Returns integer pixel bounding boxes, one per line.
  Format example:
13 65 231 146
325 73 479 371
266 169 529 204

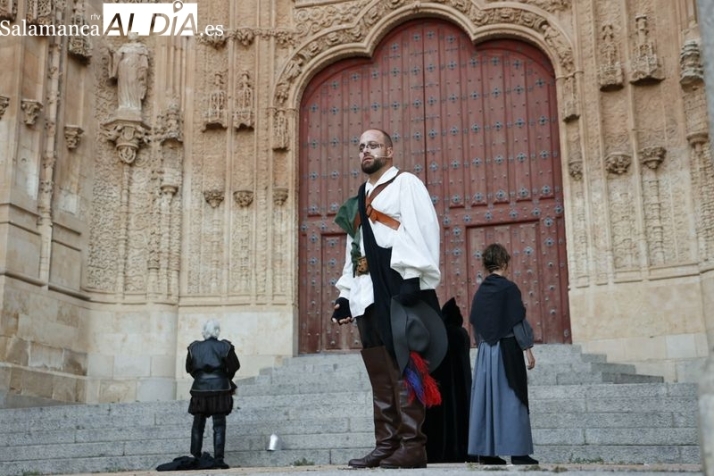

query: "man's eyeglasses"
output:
359 142 385 152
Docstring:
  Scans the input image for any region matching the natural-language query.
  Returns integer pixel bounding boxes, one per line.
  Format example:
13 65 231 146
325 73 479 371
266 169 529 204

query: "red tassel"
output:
407 352 442 408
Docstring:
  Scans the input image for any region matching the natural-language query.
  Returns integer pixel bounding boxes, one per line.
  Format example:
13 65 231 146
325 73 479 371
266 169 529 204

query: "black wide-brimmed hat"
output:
390 298 448 374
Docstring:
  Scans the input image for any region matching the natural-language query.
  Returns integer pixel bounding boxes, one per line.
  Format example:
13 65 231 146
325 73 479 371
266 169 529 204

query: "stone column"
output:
695 1 714 473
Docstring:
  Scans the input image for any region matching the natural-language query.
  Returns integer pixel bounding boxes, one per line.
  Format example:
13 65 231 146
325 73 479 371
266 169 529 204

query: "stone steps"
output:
0 345 699 476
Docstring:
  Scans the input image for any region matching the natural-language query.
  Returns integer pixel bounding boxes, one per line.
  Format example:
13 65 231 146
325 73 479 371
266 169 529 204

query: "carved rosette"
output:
0 95 9 119
203 189 225 208
21 99 43 125
273 188 288 207
0 0 17 21
102 119 149 165
680 40 704 89
639 146 666 170
233 190 254 208
605 153 632 175
64 125 84 149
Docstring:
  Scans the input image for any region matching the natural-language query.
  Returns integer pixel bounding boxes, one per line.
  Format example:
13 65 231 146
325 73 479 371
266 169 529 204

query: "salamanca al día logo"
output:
104 1 210 37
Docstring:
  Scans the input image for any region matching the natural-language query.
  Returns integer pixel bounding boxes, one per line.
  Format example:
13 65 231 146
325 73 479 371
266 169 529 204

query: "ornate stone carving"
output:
605 153 631 175
233 71 254 131
294 3 363 38
680 40 704 89
283 57 303 84
273 109 289 151
0 95 9 119
1 0 17 20
109 33 149 121
26 0 52 26
233 190 254 207
203 189 224 208
203 72 228 131
485 0 570 13
639 146 665 170
275 82 290 106
21 99 43 125
102 119 149 165
64 125 83 149
67 0 91 62
198 30 228 48
234 29 256 47
599 24 623 91
630 15 664 84
540 22 574 73
156 100 183 144
561 73 579 122
273 187 288 206
568 159 583 181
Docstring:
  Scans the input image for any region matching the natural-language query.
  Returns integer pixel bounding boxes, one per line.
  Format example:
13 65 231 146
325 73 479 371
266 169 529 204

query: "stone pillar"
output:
695 1 714 473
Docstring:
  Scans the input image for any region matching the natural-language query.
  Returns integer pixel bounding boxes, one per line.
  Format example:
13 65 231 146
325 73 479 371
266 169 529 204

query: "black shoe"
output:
477 456 507 465
511 455 539 465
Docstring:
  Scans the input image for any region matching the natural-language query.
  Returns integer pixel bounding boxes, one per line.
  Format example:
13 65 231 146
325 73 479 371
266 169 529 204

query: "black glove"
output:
394 277 421 307
331 297 352 324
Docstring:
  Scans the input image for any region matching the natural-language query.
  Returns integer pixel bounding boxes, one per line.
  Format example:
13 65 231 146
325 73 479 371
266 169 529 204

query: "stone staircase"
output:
0 345 700 476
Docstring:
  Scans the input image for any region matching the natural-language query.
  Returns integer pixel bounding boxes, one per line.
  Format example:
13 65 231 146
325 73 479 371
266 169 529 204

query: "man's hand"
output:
331 297 353 325
525 348 536 370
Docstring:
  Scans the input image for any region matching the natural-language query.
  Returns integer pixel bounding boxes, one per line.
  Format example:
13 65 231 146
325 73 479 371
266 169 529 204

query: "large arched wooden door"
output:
299 19 570 354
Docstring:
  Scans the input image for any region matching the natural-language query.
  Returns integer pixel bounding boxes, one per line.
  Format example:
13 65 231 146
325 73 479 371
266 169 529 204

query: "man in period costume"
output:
332 128 447 469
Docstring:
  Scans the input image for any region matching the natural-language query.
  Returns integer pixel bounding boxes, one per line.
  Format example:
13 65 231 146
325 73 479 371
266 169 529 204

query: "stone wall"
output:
0 0 711 403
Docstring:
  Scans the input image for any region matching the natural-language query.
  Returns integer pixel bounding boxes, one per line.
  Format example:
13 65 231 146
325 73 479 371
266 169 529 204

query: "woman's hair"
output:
202 319 221 339
482 243 511 272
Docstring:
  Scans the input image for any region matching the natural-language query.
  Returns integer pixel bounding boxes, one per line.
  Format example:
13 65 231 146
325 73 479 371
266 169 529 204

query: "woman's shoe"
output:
511 455 539 465
477 456 507 465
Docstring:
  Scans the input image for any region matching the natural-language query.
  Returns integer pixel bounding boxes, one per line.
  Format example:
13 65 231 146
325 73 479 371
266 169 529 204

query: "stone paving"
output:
57 463 703 476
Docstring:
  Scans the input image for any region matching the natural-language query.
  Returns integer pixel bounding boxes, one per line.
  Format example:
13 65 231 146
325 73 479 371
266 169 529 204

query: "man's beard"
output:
361 156 386 174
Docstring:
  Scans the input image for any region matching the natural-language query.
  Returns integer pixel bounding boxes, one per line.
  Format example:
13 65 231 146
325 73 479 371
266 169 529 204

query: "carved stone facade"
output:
0 0 711 404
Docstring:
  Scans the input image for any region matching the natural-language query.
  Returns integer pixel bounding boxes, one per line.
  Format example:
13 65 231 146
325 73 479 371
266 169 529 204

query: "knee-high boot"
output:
213 414 227 466
379 376 427 469
190 415 206 458
348 346 401 468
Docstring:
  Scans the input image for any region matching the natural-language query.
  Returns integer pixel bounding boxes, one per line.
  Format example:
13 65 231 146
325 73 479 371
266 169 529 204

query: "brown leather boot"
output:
348 346 401 468
379 376 427 469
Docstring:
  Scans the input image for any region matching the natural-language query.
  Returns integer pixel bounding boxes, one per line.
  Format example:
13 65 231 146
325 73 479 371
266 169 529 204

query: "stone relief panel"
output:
0 0 17 20
565 126 588 285
26 0 52 26
0 95 9 119
638 146 666 266
68 0 92 63
598 23 623 91
604 153 638 271
233 70 254 131
688 134 714 262
629 14 664 84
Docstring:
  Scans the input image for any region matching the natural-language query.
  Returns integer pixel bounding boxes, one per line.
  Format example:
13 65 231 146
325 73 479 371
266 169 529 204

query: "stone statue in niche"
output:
630 15 664 84
234 70 254 130
203 72 227 131
561 74 579 122
109 32 149 121
273 109 289 151
598 24 623 91
68 0 92 63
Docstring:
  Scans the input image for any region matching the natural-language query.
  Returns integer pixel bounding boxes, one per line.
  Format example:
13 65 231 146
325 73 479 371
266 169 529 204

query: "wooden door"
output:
298 19 570 354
